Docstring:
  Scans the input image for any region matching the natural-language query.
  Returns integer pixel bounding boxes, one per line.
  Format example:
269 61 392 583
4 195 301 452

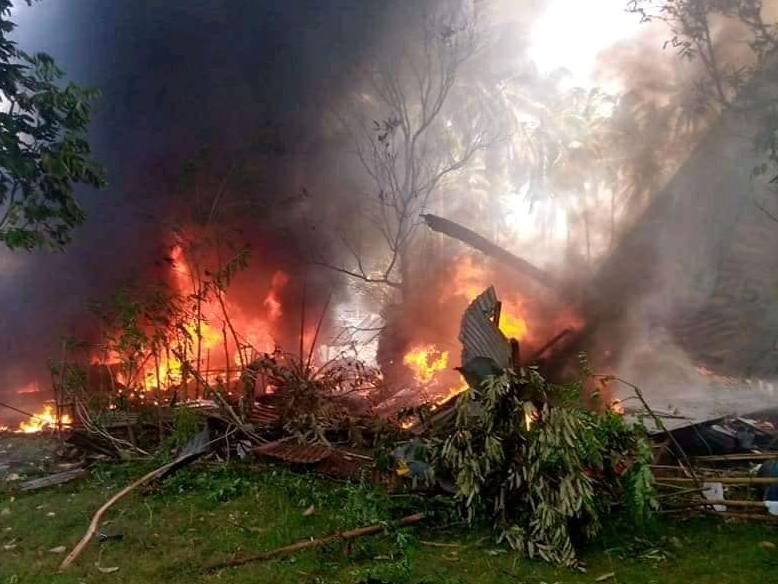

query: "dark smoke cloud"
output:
0 0 403 398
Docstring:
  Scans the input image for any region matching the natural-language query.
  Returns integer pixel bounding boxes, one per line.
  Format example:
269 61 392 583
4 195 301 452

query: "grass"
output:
1 438 778 583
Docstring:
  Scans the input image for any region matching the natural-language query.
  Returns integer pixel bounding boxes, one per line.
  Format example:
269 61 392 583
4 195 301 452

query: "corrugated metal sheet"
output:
254 440 332 464
248 403 280 425
459 286 511 369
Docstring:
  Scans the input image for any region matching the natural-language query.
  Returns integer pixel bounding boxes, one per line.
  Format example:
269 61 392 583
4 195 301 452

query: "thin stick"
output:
0 401 46 422
222 324 230 386
299 269 307 368
153 347 163 442
204 512 426 572
656 487 706 499
306 289 333 373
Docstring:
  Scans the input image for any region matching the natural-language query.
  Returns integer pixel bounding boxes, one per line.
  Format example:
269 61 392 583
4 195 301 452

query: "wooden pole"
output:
660 476 778 485
694 452 778 462
204 512 426 573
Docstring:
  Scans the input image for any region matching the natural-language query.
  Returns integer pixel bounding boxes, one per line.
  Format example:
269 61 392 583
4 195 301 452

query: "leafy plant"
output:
432 367 656 566
0 0 105 250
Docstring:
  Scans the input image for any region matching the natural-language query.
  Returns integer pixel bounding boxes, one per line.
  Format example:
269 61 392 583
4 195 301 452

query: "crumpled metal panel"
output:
248 403 279 425
254 440 332 464
459 286 510 370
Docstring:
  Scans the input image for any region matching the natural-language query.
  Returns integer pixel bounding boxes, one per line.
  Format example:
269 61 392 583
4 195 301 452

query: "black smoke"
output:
0 0 401 399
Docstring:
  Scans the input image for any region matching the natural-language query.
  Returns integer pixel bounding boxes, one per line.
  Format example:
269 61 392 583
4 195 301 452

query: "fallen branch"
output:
59 459 179 570
59 433 211 570
0 400 46 422
204 512 427 572
421 214 559 289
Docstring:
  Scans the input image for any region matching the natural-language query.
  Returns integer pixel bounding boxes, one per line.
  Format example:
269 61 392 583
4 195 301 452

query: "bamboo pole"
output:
694 499 768 508
660 476 778 485
706 511 778 523
694 453 778 462
204 512 426 573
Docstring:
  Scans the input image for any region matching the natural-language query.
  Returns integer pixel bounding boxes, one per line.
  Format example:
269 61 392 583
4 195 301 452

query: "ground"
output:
1 435 778 584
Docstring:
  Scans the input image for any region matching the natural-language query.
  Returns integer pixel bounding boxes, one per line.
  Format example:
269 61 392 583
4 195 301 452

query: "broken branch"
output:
204 512 426 572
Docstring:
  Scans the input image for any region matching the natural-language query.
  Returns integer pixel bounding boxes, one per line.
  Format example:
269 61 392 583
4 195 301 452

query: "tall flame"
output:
403 345 449 384
96 243 291 395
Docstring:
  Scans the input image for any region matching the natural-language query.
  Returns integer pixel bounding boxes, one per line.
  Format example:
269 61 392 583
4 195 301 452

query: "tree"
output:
0 0 105 250
626 1 778 187
321 1 500 302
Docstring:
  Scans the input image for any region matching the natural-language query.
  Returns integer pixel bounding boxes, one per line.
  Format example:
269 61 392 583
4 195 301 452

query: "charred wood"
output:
421 214 559 289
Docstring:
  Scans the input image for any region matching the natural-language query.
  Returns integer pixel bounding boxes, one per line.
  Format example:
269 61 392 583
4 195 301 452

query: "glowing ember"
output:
0 425 8 433
403 344 449 384
18 404 72 434
610 399 625 414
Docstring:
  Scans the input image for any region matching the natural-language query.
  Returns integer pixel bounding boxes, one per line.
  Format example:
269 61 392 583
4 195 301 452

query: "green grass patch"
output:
0 460 777 583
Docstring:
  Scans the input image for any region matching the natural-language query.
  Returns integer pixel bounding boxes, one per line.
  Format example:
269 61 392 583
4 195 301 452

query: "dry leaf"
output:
303 505 316 517
759 541 776 550
595 573 616 582
96 565 119 574
49 546 67 554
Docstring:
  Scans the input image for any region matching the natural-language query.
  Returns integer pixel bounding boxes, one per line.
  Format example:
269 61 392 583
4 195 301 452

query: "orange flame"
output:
434 379 468 406
18 404 72 434
403 344 449 384
448 255 529 341
97 243 292 395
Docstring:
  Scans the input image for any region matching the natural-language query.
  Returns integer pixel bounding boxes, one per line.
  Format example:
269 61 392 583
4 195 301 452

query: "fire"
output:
448 255 529 341
94 242 293 396
499 311 528 341
610 399 625 414
403 345 449 384
18 404 72 434
263 270 289 320
0 425 8 433
434 379 469 406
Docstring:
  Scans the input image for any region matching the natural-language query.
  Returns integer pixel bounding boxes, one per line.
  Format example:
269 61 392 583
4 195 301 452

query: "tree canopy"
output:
0 0 105 251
